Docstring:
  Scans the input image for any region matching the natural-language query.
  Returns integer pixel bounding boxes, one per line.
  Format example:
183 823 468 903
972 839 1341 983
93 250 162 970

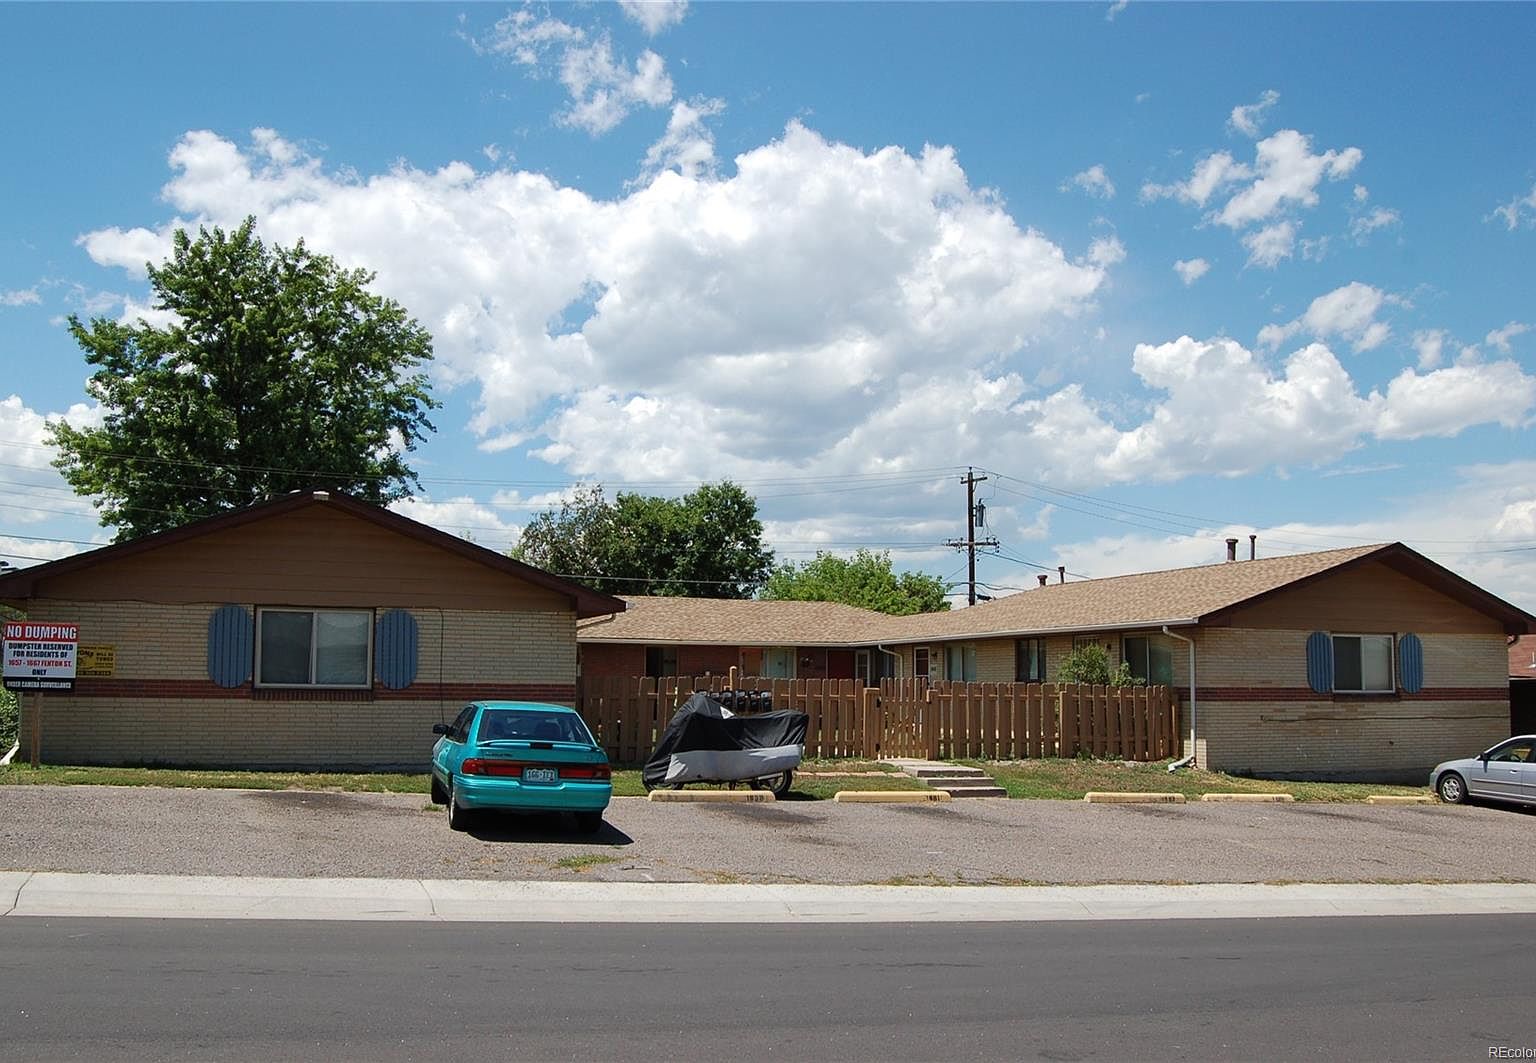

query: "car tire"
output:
1436 771 1468 804
430 774 448 805
751 770 793 798
575 811 603 834
448 780 470 830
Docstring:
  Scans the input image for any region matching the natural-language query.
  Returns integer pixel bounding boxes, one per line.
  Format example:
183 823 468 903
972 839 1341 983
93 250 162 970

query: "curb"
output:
647 789 775 803
1365 795 1436 805
1200 793 1295 803
833 790 952 803
1084 791 1186 804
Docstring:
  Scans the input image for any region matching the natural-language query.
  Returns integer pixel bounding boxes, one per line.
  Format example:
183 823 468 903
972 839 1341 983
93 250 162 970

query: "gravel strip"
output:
3 784 1534 885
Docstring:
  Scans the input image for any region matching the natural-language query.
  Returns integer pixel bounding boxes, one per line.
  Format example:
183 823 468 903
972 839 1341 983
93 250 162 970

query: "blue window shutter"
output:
375 609 419 690
207 605 253 689
1305 631 1333 694
1399 633 1424 694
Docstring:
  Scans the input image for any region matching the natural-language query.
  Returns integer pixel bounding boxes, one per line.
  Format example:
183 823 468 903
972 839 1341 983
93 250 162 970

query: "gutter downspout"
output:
876 644 903 680
1162 626 1197 771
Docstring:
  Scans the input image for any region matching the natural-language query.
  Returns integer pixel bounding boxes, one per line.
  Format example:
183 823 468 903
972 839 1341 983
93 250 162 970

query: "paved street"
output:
4 914 1531 1061
3 784 1535 884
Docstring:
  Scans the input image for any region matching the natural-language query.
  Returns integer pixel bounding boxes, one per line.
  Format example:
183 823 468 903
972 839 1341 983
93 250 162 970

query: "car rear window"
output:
476 709 594 745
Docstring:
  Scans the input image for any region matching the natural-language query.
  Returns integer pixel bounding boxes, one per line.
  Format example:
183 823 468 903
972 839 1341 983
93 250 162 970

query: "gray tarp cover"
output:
642 691 809 789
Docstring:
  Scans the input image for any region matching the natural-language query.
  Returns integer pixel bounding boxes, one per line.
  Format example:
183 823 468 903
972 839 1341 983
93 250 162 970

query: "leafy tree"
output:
761 549 951 615
513 481 774 598
1057 642 1142 687
48 217 438 539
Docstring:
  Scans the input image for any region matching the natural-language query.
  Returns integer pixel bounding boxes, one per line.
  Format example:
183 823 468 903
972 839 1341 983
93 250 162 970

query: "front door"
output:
762 647 795 679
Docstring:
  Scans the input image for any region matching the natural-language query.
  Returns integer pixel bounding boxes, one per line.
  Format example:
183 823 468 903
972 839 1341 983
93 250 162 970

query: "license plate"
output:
522 767 558 784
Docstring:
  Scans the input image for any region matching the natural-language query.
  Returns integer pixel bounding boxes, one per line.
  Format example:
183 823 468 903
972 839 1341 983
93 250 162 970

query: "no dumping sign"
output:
3 621 79 691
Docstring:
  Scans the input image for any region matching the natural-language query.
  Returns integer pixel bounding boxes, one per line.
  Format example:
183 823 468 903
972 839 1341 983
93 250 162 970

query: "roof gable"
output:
0 490 625 618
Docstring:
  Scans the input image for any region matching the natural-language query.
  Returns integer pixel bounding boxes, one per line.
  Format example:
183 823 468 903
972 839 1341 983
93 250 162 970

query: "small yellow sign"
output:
78 645 116 678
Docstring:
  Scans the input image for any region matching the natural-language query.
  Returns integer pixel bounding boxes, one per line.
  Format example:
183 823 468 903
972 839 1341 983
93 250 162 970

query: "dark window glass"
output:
477 709 593 745
1015 638 1045 682
259 611 312 685
645 646 678 678
449 705 477 742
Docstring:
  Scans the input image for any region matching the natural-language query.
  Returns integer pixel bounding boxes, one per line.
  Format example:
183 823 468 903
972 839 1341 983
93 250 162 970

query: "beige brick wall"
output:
15 599 578 769
1193 628 1509 780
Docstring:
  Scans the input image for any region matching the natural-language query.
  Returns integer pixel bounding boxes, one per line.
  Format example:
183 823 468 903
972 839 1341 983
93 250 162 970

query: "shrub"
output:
0 688 17 750
1057 643 1143 687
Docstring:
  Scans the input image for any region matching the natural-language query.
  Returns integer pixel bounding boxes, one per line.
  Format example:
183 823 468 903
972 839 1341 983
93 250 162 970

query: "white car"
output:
1430 735 1536 807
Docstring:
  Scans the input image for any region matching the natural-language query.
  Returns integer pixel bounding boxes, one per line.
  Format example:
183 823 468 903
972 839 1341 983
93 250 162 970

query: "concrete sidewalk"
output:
5 871 1536 923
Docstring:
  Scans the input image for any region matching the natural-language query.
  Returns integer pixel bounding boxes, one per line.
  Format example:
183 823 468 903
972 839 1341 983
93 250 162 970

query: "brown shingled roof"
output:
878 542 1393 643
576 596 895 646
577 542 1536 646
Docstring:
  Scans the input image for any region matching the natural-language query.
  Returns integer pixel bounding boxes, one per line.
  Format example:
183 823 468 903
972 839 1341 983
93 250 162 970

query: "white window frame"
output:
913 646 930 679
1331 633 1395 695
255 607 374 689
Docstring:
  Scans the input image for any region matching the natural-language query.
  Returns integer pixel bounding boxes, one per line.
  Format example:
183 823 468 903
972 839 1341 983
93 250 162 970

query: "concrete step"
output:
930 783 1008 798
904 765 990 779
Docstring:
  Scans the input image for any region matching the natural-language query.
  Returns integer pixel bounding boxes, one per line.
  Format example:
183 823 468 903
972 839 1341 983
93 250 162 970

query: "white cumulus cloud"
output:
1491 183 1536 231
1486 321 1531 353
473 10 674 134
619 0 689 35
1 287 41 307
1173 258 1210 285
1064 164 1115 199
1242 220 1296 269
1227 89 1279 138
1260 281 1394 353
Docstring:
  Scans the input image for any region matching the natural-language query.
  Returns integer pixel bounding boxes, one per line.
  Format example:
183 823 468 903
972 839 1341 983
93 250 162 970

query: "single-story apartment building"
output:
577 596 897 683
0 490 623 770
578 542 1535 781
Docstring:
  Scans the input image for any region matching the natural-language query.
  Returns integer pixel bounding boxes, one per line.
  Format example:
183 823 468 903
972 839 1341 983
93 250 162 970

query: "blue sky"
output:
2 1 1534 608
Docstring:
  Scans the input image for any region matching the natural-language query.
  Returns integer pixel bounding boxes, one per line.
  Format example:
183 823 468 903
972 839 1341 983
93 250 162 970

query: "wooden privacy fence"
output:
575 674 871 764
576 675 1179 764
877 680 1180 762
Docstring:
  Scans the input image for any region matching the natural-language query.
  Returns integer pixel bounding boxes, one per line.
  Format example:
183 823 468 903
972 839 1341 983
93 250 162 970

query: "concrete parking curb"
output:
647 789 775 803
1200 793 1296 803
1366 795 1437 805
7 873 1536 923
1084 792 1186 804
832 790 952 803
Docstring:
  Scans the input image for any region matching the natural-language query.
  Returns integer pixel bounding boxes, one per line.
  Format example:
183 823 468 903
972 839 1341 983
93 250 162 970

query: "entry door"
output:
762 648 795 679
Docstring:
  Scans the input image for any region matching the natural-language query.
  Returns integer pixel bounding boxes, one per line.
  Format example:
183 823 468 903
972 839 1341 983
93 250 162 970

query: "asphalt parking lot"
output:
4 784 1535 885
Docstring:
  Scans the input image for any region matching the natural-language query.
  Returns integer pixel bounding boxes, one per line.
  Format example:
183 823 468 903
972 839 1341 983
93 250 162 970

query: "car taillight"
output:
460 759 531 777
561 764 612 780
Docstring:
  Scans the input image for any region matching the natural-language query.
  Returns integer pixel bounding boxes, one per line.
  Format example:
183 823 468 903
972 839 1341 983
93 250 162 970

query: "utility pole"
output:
944 467 999 606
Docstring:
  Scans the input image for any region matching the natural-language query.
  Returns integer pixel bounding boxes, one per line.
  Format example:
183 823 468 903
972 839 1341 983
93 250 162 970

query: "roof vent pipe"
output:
1037 575 1048 588
1249 534 1257 561
1057 565 1065 584
1225 538 1238 562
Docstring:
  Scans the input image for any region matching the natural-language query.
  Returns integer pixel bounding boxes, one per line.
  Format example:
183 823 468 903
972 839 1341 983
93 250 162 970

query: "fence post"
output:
860 686 879 759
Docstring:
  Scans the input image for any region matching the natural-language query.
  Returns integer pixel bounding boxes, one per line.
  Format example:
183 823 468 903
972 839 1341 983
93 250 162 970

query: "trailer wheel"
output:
751 771 793 798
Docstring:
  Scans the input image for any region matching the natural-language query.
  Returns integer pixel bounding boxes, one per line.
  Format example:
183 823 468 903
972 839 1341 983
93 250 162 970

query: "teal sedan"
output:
430 702 612 833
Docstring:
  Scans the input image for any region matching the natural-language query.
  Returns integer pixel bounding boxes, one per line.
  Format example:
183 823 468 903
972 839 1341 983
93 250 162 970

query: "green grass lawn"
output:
0 761 924 800
968 758 1433 802
0 758 1431 803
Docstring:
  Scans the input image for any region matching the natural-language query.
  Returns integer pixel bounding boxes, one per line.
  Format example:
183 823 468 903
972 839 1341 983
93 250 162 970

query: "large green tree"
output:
762 549 952 615
48 217 438 539
513 482 774 598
